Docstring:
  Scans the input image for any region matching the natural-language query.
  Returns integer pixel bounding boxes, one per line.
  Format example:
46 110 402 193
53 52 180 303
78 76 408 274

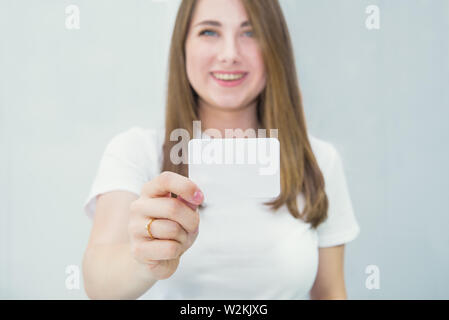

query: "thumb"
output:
177 195 199 211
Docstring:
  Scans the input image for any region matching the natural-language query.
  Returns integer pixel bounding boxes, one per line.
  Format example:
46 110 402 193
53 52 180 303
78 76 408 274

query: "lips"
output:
211 70 248 74
210 71 249 87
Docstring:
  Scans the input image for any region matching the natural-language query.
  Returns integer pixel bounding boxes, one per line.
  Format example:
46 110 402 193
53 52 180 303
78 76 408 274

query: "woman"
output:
83 0 360 299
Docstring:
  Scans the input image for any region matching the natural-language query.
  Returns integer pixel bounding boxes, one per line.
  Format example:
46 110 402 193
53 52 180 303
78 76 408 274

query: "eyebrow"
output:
194 20 251 28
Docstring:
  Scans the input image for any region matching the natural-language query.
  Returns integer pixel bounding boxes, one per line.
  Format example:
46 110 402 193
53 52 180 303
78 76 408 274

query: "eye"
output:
243 30 254 37
199 29 218 37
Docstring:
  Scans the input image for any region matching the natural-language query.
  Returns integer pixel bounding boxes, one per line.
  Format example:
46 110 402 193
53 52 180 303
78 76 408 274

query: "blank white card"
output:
188 138 280 204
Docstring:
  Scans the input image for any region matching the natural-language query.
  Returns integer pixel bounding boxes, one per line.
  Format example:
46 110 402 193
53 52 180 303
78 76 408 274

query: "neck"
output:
198 99 260 138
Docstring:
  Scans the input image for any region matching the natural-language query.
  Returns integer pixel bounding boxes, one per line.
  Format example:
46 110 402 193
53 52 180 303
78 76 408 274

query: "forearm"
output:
310 294 347 300
309 289 348 300
82 243 157 299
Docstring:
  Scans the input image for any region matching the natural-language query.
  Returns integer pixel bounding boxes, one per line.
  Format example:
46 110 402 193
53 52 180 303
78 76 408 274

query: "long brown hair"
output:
162 0 328 228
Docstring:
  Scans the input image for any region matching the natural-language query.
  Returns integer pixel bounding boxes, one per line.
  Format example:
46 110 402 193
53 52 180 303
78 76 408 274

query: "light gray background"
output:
1 0 448 299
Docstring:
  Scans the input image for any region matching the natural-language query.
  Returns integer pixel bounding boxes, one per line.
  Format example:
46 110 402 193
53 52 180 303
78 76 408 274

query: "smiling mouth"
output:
211 72 248 81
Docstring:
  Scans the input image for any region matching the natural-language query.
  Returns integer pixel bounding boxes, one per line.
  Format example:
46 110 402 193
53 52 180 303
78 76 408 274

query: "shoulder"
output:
307 132 360 246
107 126 161 147
105 126 165 152
307 131 338 177
104 126 165 173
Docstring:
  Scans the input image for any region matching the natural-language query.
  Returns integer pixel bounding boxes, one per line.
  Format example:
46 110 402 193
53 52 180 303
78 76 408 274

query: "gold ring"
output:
146 218 155 239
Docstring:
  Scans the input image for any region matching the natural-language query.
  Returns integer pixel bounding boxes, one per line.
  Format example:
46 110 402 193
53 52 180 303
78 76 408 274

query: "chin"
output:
214 102 246 110
210 97 247 110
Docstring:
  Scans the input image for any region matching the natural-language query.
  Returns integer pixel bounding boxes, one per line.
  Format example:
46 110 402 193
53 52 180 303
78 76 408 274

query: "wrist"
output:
131 254 158 285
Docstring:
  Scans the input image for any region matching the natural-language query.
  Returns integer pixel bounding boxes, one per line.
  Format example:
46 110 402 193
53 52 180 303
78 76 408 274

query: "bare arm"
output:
309 244 348 300
82 191 157 300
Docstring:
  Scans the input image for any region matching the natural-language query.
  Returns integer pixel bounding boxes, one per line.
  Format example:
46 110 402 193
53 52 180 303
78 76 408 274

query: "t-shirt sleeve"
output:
83 127 158 220
316 145 360 248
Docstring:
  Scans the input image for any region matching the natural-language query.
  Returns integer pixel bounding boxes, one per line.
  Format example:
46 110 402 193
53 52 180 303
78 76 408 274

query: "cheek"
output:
247 47 266 87
187 42 211 82
253 51 265 76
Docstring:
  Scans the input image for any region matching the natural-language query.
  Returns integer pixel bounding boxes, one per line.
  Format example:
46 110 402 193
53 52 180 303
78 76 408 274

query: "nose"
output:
217 35 240 66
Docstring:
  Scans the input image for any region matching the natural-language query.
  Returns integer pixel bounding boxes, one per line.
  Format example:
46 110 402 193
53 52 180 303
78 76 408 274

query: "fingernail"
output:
193 190 203 204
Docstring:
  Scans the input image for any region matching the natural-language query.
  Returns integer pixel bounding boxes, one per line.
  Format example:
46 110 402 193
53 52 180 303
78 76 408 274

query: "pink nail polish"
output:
193 190 203 204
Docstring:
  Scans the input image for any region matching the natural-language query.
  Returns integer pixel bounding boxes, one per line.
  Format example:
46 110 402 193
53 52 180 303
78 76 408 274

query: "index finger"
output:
142 171 204 206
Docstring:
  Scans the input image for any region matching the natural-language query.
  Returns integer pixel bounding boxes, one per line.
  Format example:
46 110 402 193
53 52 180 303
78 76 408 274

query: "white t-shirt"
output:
83 126 360 300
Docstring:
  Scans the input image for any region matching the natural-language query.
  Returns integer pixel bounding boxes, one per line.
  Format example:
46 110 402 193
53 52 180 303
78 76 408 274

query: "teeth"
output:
213 73 245 81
